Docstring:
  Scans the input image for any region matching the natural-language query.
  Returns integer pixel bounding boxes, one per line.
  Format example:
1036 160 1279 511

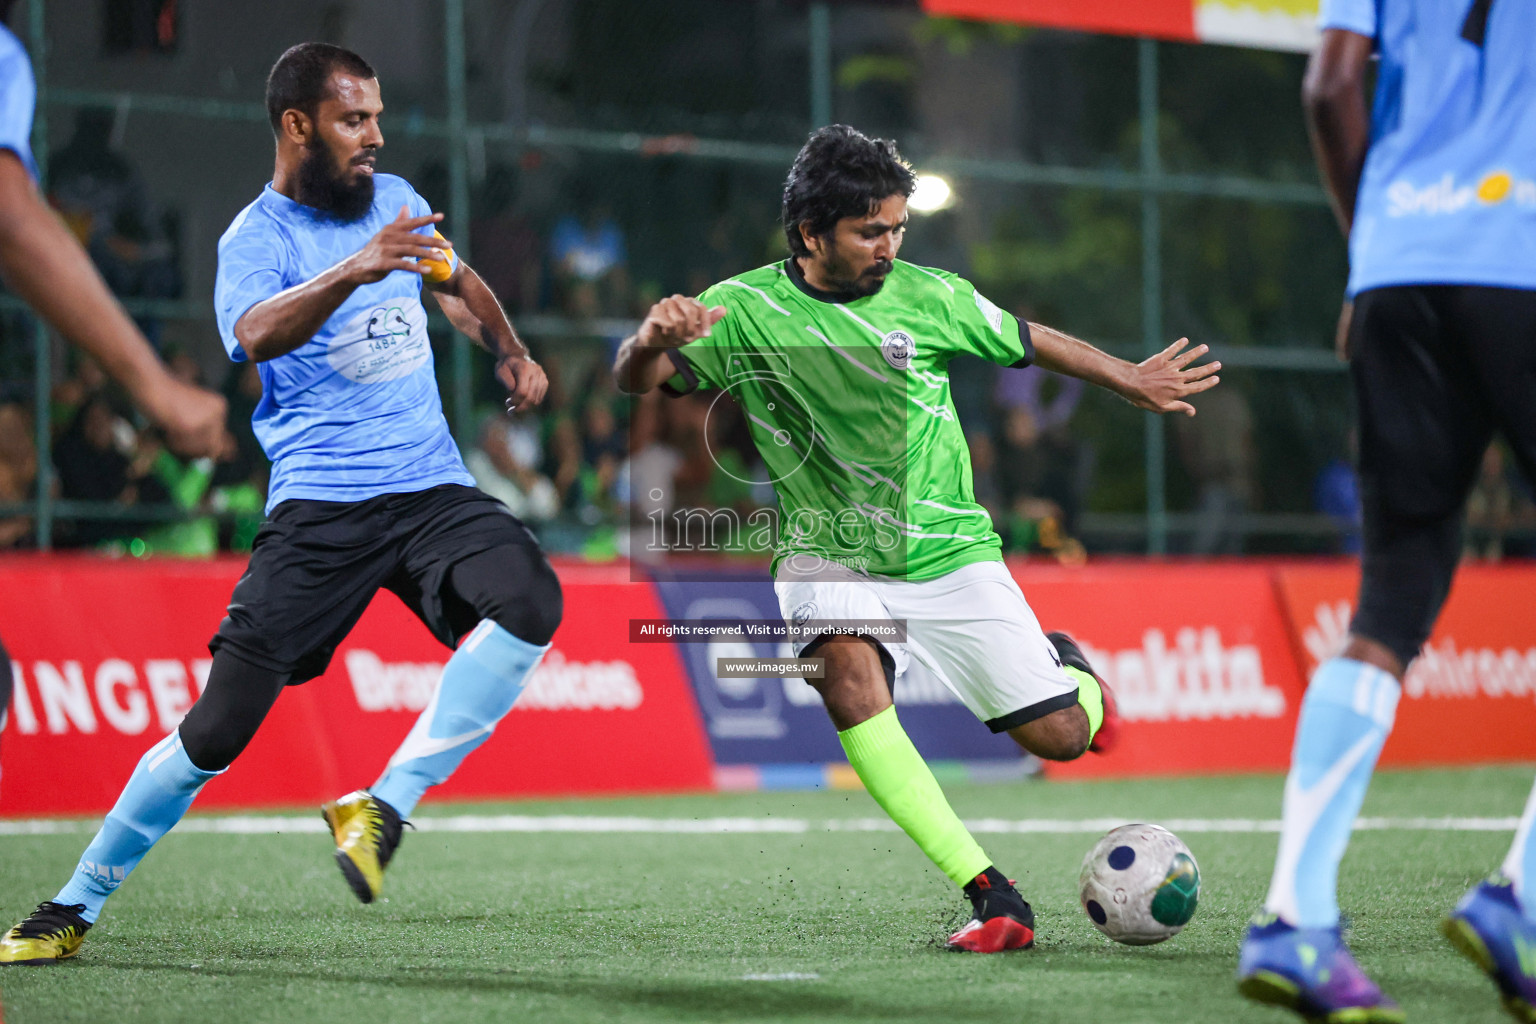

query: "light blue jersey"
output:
215 173 472 511
0 24 38 180
1322 0 1536 295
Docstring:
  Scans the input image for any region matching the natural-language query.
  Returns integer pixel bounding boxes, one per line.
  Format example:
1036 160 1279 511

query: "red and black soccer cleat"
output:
1048 630 1120 754
946 868 1036 953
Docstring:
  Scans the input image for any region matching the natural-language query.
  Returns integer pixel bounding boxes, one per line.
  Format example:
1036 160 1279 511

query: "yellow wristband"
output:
419 229 454 283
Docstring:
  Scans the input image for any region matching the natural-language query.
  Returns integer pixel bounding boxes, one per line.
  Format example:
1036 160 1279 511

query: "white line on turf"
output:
741 973 820 981
0 814 1519 837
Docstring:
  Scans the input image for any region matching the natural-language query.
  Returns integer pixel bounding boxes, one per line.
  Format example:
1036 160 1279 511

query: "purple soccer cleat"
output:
1237 914 1404 1024
1443 876 1536 1024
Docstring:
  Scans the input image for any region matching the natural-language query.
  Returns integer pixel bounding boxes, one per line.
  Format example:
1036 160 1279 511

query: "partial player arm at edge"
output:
1303 27 1373 237
427 259 547 409
1029 321 1220 417
0 151 228 457
613 295 726 395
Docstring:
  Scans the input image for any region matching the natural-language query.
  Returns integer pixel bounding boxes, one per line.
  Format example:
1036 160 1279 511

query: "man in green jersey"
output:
614 125 1220 953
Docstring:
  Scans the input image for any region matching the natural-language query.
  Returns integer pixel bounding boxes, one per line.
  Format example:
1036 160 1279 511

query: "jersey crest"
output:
880 329 915 370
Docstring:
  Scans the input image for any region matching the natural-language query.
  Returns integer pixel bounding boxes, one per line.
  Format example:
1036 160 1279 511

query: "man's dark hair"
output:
265 42 376 134
781 125 916 257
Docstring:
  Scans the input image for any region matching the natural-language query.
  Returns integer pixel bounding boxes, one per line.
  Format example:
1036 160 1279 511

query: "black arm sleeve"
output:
659 349 701 397
1007 320 1035 369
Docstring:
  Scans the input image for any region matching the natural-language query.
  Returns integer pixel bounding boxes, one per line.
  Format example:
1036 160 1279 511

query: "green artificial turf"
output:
1 765 1530 1024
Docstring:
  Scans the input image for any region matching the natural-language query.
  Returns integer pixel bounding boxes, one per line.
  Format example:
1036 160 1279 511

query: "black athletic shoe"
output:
0 902 92 965
947 867 1036 953
1048 630 1120 753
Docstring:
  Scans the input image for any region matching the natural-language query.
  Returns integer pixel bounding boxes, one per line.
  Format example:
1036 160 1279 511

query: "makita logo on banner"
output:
344 648 644 713
6 658 211 736
1079 628 1287 721
1305 600 1536 702
776 626 1285 722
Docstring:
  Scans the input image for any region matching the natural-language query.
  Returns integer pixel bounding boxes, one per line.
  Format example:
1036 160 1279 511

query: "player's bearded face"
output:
294 75 382 221
814 194 907 297
296 137 375 221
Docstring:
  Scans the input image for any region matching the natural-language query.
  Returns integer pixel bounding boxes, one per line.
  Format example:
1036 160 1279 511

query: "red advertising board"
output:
921 0 1196 42
0 556 712 817
919 0 1320 53
1274 564 1536 767
6 555 1533 815
1010 561 1308 778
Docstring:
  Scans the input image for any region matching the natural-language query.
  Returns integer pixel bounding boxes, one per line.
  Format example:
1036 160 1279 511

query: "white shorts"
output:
774 558 1078 732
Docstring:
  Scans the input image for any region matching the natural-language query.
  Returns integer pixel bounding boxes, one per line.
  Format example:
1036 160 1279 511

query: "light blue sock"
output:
371 620 547 819
1501 777 1536 923
1263 657 1399 929
55 732 221 923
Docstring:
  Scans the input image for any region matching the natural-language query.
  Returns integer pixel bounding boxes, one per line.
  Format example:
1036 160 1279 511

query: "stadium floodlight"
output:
908 173 954 213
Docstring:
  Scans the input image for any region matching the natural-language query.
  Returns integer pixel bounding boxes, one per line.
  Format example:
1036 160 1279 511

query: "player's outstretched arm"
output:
613 295 726 394
0 152 228 457
427 257 547 409
234 206 443 364
1029 321 1220 417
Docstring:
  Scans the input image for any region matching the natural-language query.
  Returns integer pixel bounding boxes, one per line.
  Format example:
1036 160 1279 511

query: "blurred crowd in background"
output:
5 101 1536 563
3 0 1535 562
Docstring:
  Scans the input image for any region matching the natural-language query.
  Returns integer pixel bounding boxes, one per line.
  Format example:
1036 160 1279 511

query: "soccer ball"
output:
1078 823 1200 945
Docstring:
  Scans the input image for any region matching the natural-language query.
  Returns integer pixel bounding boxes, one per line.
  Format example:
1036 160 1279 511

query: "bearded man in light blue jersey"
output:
2 42 561 965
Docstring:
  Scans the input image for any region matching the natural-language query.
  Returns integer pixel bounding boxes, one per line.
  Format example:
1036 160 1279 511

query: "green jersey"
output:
664 258 1033 580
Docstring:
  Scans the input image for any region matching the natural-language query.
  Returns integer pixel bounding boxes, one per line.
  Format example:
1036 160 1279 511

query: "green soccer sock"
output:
838 706 992 887
1064 666 1104 742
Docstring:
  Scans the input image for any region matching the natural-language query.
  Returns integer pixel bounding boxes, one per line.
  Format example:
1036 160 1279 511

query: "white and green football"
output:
1078 823 1201 946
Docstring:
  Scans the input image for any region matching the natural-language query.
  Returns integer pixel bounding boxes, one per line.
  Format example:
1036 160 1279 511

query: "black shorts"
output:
1349 284 1536 662
210 484 540 683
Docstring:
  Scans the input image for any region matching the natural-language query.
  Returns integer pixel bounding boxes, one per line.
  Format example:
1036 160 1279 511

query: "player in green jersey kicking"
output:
614 125 1220 953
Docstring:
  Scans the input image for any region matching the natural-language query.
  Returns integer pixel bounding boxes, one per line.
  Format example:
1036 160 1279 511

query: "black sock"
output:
963 865 1013 900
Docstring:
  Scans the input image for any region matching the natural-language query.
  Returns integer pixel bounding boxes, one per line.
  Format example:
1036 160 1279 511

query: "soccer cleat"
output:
1047 631 1120 754
946 868 1035 953
321 790 404 904
1442 876 1536 1023
1237 914 1404 1024
0 902 91 966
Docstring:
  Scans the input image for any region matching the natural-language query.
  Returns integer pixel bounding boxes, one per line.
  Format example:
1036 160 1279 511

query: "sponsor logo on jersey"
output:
1385 171 1536 218
327 296 431 383
973 290 1005 335
880 330 915 370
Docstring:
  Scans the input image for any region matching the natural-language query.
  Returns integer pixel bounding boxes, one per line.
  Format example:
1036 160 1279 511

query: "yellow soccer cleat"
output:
0 902 92 965
320 790 404 904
